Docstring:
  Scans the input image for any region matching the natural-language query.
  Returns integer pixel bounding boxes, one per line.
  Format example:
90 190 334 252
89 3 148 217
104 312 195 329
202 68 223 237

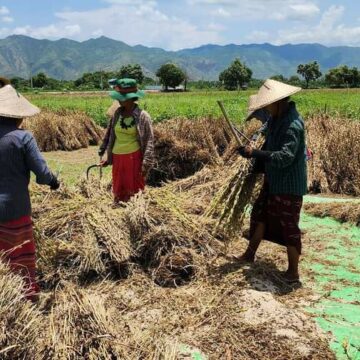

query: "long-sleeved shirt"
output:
0 118 55 222
264 102 307 196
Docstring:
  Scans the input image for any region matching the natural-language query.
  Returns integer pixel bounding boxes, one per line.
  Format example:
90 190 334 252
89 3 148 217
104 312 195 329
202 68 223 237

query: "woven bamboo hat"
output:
247 79 301 118
0 85 40 119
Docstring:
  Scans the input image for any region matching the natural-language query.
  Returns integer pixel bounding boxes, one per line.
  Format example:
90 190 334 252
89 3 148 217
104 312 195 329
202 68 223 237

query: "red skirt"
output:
250 184 303 254
112 150 145 202
0 216 39 300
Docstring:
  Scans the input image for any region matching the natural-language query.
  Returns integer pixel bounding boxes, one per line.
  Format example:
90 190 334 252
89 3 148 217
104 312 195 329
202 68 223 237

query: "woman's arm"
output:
140 111 155 175
23 132 58 187
239 124 301 169
98 115 115 157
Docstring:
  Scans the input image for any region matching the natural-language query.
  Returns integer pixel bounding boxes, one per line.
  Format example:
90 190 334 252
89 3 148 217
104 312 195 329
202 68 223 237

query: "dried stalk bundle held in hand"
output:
23 110 104 152
207 136 265 237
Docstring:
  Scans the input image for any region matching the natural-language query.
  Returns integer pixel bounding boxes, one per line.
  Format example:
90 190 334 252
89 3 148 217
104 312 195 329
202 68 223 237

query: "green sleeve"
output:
269 127 300 169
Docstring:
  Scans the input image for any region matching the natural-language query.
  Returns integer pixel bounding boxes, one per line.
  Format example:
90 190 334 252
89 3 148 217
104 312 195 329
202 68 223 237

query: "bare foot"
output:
233 253 255 263
282 271 300 284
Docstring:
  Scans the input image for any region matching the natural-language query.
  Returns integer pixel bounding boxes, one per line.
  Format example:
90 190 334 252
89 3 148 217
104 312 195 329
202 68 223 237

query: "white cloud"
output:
11 24 81 39
206 22 226 31
246 30 270 43
210 7 230 17
188 0 237 4
0 6 9 15
2 16 13 23
1 0 223 50
272 2 320 21
275 5 360 46
92 29 104 37
189 0 319 21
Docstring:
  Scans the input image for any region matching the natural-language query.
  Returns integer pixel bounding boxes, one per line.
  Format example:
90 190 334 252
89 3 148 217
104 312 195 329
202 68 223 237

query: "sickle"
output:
86 164 102 180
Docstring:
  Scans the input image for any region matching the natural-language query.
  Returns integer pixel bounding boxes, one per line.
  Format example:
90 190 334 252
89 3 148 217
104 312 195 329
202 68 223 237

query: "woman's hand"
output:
100 159 109 167
142 164 149 179
238 145 253 158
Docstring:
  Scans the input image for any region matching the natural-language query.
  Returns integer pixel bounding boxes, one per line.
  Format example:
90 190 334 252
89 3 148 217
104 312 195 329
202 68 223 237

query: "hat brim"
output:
248 89 301 114
0 85 40 118
110 90 145 102
0 77 11 86
248 80 301 115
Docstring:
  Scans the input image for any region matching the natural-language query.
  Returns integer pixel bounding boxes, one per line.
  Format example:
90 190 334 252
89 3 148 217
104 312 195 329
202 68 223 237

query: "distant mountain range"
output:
1 35 360 81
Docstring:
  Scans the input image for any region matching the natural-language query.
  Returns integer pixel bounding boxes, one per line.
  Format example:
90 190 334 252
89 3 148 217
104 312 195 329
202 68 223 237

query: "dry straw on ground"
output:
304 201 360 226
0 115 342 359
0 260 41 359
23 110 104 151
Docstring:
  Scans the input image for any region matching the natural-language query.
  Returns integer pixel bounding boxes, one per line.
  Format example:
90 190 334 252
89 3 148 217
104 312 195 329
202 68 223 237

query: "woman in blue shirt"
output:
0 81 59 301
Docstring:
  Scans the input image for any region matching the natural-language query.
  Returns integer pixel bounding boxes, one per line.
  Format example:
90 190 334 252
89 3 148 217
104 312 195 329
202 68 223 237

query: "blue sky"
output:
0 0 359 50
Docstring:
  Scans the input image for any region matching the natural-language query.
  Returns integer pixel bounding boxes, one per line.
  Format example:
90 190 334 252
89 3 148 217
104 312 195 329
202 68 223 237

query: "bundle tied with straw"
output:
206 101 265 238
207 138 264 237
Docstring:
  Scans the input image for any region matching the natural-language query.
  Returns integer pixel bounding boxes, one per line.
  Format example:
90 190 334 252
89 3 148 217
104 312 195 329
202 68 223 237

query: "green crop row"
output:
28 89 360 127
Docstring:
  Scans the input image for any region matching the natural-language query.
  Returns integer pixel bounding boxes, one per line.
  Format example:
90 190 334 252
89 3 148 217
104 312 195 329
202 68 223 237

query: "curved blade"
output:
86 164 100 180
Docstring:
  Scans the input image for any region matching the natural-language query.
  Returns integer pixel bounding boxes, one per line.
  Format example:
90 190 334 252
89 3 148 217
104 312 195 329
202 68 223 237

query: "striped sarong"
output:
0 215 39 300
250 183 303 255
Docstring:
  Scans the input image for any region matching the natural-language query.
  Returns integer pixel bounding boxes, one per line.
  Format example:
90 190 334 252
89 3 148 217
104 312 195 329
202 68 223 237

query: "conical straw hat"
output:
0 85 40 118
248 79 301 113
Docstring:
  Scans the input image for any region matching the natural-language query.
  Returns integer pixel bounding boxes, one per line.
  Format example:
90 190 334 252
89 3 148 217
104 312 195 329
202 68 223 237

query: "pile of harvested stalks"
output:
0 260 41 359
124 188 221 287
306 113 360 196
304 201 360 226
23 110 104 152
31 184 131 286
148 117 230 186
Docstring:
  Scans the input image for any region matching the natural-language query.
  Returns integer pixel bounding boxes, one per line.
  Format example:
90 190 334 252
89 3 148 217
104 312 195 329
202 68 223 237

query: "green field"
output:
28 88 360 127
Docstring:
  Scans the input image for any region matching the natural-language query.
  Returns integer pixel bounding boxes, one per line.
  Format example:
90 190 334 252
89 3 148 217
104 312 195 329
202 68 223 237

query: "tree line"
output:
9 60 360 91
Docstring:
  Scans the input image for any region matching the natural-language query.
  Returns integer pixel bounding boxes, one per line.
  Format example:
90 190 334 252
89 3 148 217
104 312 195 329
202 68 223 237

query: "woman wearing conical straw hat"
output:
99 78 154 206
0 79 60 301
238 79 307 284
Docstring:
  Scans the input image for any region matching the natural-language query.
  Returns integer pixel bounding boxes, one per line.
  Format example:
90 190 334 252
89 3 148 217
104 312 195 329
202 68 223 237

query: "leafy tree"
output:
118 64 144 84
74 71 112 89
32 72 48 88
325 65 360 88
10 77 25 89
270 74 287 82
288 75 302 86
219 59 252 90
297 61 322 88
156 63 186 90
